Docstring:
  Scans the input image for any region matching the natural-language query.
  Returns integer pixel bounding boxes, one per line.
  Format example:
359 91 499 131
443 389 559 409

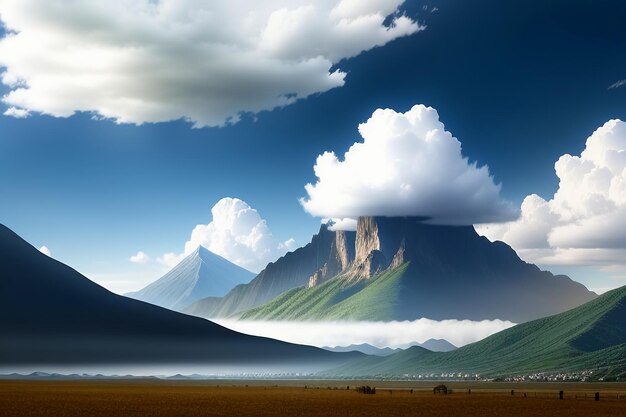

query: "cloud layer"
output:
300 104 517 226
478 119 626 269
0 0 421 127
159 197 295 272
214 319 516 349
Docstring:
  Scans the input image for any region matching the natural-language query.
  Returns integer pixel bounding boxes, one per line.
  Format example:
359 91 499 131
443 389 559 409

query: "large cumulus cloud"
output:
0 0 421 127
478 119 626 268
300 104 517 226
158 198 295 272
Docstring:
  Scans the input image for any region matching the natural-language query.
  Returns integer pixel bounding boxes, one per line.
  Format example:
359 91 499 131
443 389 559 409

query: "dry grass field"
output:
0 380 625 417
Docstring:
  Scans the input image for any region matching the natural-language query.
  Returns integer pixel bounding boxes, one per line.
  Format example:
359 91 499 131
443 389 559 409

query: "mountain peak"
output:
126 245 254 311
193 245 207 255
191 245 216 261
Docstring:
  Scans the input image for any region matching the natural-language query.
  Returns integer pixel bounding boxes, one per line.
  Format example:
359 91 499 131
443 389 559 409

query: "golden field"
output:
0 380 625 417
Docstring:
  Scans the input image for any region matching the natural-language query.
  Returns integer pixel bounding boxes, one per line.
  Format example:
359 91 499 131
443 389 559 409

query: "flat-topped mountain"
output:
0 224 358 370
237 217 595 322
126 246 253 311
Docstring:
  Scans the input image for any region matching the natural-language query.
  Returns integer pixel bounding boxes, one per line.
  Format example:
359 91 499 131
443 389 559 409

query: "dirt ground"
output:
0 380 625 417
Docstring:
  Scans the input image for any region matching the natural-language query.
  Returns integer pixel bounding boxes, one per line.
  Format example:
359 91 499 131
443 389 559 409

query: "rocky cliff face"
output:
354 217 381 265
308 230 355 288
346 216 408 279
307 216 416 283
388 240 405 270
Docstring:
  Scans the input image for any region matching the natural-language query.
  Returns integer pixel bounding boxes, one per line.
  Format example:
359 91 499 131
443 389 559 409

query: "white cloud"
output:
157 252 186 269
214 319 516 349
609 79 626 89
3 106 29 118
478 119 626 269
300 104 517 226
38 245 51 257
278 238 297 252
0 0 422 127
160 197 293 272
325 217 358 231
129 250 150 264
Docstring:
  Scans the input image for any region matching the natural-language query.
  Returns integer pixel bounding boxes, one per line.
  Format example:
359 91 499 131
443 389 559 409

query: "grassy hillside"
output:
239 263 410 321
328 285 626 379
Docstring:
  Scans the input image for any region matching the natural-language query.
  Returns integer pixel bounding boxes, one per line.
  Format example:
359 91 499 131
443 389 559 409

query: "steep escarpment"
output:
308 229 355 288
347 216 409 279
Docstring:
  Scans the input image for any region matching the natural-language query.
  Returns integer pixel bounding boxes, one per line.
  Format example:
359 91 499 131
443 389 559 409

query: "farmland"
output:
1 380 625 417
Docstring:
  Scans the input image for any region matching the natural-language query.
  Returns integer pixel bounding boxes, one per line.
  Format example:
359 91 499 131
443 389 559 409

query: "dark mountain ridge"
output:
0 224 358 370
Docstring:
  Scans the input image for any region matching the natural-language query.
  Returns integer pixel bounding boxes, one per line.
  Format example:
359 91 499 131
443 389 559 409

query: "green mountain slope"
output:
328 285 626 379
239 263 409 321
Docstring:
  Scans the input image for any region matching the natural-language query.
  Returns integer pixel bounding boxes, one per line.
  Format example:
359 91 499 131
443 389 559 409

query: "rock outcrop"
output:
308 230 355 288
346 216 407 280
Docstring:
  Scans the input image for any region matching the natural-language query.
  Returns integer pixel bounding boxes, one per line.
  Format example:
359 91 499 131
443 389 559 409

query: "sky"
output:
0 0 625 294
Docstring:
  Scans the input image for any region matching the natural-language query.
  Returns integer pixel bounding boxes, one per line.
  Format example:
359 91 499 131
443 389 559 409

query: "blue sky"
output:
1 0 625 293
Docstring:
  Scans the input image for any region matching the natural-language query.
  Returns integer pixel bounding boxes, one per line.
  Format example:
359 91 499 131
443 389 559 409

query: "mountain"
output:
323 344 401 356
0 224 359 371
238 216 596 322
328 285 626 379
416 339 457 352
125 246 254 311
323 339 457 356
183 224 356 318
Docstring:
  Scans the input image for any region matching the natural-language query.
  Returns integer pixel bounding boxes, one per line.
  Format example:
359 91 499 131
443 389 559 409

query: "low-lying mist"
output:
214 319 516 348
